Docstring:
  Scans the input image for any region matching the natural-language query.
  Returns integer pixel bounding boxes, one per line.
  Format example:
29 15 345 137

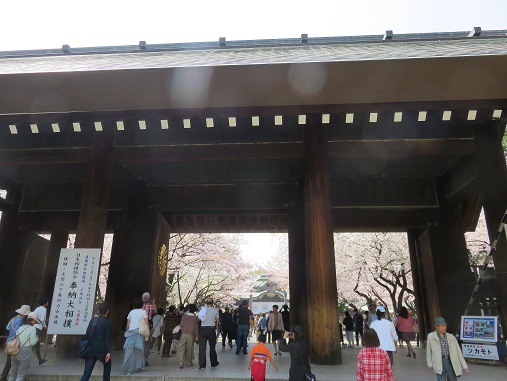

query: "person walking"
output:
122 298 148 375
353 308 364 346
178 304 199 368
80 302 112 381
279 325 311 381
356 328 393 381
162 305 180 358
32 297 49 366
150 308 164 354
220 307 234 348
396 306 416 358
280 305 290 334
8 312 39 381
366 305 377 328
343 311 355 348
248 333 278 381
198 298 220 369
141 292 157 366
370 306 398 366
257 313 267 336
427 317 469 381
267 305 284 356
236 300 253 355
1 305 30 381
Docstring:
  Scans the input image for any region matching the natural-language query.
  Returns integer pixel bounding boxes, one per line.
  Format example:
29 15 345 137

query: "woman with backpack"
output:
0 305 30 381
8 311 39 381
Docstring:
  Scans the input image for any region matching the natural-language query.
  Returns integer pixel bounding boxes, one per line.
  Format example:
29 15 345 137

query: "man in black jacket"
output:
80 302 112 381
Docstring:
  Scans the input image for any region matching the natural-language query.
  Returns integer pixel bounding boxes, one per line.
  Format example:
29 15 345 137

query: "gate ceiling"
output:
1 31 507 233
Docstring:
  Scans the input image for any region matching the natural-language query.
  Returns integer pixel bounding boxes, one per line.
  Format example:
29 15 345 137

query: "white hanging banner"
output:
47 248 101 335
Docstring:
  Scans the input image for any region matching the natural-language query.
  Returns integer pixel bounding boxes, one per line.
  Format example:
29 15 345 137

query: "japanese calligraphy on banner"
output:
462 343 499 360
460 316 497 343
47 248 101 335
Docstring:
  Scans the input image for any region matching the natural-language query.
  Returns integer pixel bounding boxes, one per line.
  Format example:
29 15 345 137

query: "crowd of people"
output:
2 294 487 381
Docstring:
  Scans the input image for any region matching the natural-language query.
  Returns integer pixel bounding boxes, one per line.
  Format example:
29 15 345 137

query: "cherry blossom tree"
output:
464 209 492 266
334 232 413 313
166 233 256 306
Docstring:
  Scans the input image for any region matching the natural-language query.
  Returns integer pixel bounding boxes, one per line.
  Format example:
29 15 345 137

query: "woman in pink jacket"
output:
395 306 416 358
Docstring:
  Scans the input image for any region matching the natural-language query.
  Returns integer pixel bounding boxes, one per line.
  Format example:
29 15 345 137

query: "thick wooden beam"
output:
0 139 475 166
17 208 439 233
443 156 479 205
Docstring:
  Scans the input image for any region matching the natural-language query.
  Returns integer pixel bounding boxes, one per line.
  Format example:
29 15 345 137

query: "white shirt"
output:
127 308 148 331
201 306 219 327
33 305 47 330
152 314 163 337
370 318 398 352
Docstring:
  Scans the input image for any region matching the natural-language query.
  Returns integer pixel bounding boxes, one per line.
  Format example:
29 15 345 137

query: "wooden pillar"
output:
57 132 114 359
407 229 429 341
288 178 308 333
474 122 507 332
106 181 170 349
0 187 25 331
42 232 69 300
15 234 51 307
417 207 474 333
304 119 341 365
417 228 441 327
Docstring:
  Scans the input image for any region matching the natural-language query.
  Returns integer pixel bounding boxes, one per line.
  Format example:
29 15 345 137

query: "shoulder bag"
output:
296 341 316 381
139 316 151 339
79 318 98 359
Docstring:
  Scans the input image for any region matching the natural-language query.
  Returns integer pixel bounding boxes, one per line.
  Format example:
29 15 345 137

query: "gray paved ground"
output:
0 338 504 380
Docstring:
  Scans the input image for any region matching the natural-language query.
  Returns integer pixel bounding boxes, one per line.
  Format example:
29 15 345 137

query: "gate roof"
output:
1 30 506 232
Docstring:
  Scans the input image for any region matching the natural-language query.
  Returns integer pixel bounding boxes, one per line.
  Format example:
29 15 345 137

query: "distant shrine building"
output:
1 29 507 363
245 274 288 314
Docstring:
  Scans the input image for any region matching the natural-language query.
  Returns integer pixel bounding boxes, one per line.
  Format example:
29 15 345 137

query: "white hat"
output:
15 305 31 316
376 306 386 313
142 292 150 301
27 312 41 325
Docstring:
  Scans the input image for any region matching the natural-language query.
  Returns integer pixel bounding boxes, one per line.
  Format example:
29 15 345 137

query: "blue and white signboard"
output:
460 316 497 343
47 248 101 335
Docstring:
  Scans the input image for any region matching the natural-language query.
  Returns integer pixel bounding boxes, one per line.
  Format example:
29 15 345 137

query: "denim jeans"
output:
236 324 249 354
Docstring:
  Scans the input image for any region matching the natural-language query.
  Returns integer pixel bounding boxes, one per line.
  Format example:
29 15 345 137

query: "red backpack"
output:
250 353 267 381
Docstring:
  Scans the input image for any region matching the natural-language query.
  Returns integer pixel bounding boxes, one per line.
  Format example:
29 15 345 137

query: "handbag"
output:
139 316 150 338
296 341 316 381
413 324 420 334
79 338 91 359
79 318 98 359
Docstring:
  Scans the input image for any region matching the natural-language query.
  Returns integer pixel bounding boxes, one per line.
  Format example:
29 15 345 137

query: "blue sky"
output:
1 0 506 51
